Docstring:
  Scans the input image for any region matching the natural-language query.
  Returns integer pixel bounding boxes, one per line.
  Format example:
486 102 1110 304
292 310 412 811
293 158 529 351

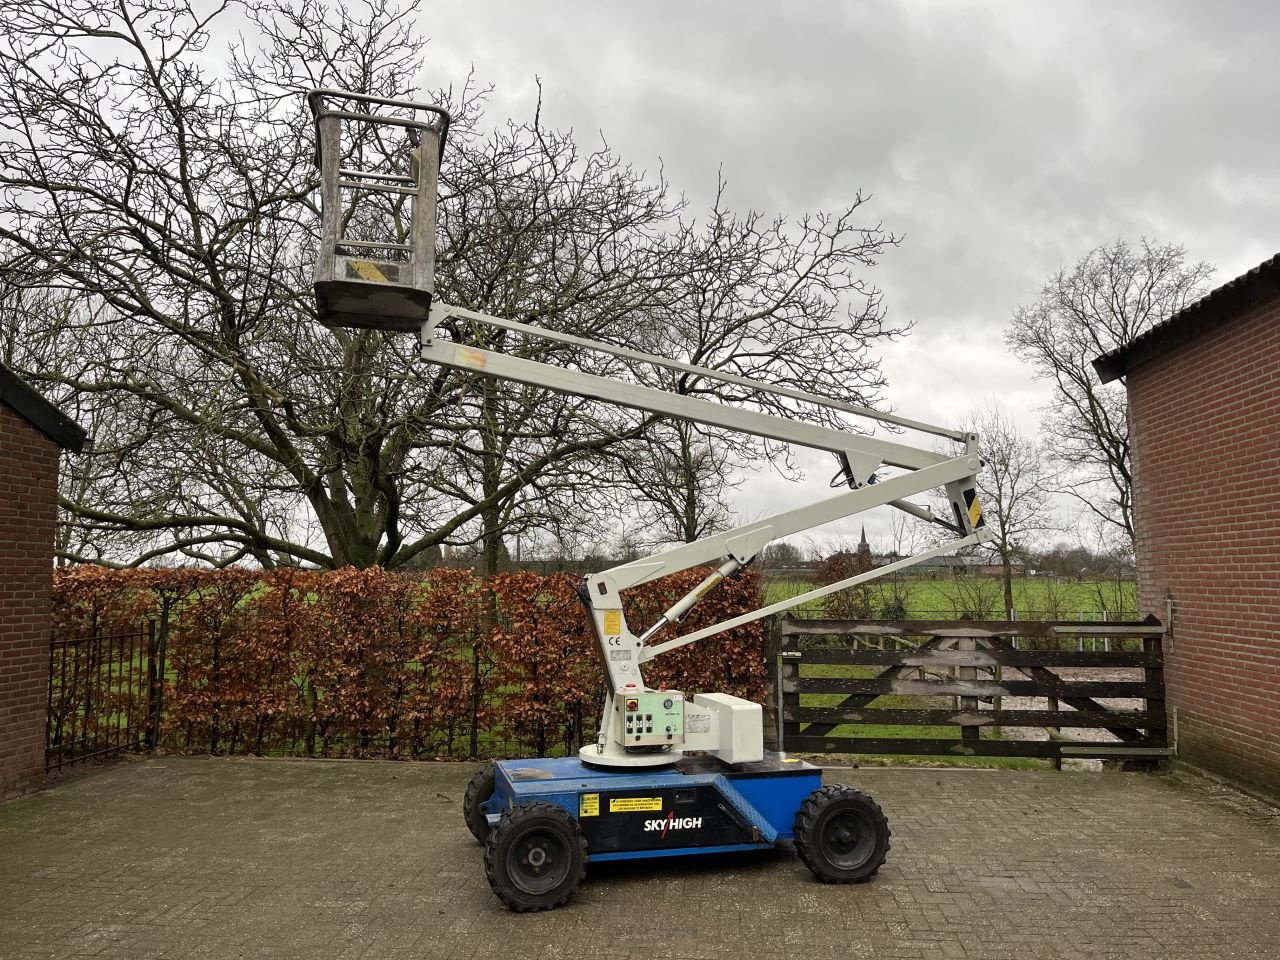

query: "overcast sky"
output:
422 0 1280 551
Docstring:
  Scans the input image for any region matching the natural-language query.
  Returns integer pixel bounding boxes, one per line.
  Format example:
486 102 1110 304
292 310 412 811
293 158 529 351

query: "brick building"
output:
0 364 86 801
1094 253 1280 796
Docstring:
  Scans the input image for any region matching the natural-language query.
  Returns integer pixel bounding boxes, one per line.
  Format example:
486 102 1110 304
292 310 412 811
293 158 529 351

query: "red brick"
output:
0 399 61 802
1126 295 1280 797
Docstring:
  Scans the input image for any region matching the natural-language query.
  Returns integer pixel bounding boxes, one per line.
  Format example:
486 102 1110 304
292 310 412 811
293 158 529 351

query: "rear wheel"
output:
484 802 587 912
794 784 890 883
463 762 497 842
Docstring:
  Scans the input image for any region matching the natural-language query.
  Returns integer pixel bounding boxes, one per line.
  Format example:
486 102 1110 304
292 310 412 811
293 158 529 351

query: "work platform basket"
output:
309 89 450 331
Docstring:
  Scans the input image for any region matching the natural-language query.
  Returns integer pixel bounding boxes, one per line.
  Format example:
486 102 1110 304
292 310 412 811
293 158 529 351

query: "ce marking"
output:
606 636 624 646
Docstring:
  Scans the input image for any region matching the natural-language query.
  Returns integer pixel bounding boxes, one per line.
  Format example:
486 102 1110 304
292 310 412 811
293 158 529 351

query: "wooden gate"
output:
776 617 1170 762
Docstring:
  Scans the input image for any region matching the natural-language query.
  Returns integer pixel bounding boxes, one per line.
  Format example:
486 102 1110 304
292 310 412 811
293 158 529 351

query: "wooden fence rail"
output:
776 616 1170 762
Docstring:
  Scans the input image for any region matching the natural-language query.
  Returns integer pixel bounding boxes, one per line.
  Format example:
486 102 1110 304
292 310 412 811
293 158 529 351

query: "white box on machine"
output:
682 692 764 764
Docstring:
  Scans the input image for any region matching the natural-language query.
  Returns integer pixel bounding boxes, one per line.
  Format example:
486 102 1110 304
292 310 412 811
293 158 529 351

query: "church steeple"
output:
857 525 871 561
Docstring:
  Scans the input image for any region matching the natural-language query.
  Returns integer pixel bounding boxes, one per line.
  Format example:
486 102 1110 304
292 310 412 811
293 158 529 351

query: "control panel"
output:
614 689 684 747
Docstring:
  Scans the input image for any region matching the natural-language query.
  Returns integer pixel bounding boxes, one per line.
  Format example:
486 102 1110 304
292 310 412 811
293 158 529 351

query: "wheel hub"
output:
822 811 874 867
509 830 570 894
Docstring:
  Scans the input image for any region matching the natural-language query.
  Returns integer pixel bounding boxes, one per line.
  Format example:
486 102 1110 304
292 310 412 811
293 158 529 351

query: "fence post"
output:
45 637 57 771
780 647 802 752
993 618 1008 739
469 644 482 759
153 599 173 750
764 617 782 750
80 630 96 755
145 620 159 749
1144 631 1169 770
958 636 979 745
1048 692 1062 771
774 657 786 751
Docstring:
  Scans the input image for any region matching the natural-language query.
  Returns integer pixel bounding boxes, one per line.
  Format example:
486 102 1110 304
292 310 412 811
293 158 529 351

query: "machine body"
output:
489 753 821 861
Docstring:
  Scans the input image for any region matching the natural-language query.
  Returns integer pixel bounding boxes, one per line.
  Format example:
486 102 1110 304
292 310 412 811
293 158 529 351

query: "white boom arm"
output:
420 302 992 696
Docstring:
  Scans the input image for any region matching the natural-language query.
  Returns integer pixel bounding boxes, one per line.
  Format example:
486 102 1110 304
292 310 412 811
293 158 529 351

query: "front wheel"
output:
484 802 587 912
794 784 891 883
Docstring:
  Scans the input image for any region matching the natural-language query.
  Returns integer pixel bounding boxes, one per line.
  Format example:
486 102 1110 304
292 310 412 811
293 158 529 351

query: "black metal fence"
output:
47 623 156 771
46 622 597 763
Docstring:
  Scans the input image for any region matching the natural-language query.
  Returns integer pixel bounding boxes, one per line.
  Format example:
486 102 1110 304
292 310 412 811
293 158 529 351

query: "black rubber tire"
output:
463 762 497 843
484 802 587 912
793 784 891 883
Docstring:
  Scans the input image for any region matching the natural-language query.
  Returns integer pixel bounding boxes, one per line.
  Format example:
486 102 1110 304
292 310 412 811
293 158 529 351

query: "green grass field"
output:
764 574 1136 621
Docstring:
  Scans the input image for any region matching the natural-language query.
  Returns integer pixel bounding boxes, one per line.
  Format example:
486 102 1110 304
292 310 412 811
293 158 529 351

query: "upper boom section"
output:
421 303 957 479
424 304 969 443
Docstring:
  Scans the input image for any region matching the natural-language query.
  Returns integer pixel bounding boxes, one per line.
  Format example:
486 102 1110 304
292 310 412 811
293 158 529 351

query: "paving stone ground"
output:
1 757 1278 960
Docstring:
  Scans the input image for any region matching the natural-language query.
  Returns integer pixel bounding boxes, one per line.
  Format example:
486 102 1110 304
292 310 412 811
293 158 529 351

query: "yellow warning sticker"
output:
349 260 388 282
964 488 985 528
609 796 663 813
455 346 488 370
693 573 724 599
603 610 622 634
579 793 599 817
968 497 984 528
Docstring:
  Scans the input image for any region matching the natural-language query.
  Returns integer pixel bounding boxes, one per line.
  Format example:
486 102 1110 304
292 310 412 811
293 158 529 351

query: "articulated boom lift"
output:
308 90 992 911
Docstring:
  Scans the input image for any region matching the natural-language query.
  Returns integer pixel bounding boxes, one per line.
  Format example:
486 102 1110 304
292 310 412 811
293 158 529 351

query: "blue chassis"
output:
485 751 823 863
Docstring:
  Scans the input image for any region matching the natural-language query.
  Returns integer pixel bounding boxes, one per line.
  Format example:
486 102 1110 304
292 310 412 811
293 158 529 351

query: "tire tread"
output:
793 783 891 883
483 801 587 912
463 762 497 843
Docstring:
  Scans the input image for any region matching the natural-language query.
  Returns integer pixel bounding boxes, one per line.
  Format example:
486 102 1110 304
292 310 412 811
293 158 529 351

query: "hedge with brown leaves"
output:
51 565 766 760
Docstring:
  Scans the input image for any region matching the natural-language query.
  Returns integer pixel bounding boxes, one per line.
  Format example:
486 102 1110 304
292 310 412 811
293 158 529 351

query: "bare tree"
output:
939 569 1003 620
1006 238 1212 550
0 0 905 570
614 421 738 547
961 402 1056 618
873 511 927 619
762 541 804 568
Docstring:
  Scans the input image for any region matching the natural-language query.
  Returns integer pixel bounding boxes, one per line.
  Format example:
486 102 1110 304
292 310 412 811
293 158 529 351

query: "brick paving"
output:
1 757 1278 959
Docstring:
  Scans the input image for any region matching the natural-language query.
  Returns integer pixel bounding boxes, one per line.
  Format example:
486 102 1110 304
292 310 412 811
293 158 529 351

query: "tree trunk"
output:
1002 553 1014 619
472 369 505 755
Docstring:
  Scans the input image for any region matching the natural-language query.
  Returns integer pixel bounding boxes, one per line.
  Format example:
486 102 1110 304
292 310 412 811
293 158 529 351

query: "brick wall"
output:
1128 294 1280 796
0 400 61 801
